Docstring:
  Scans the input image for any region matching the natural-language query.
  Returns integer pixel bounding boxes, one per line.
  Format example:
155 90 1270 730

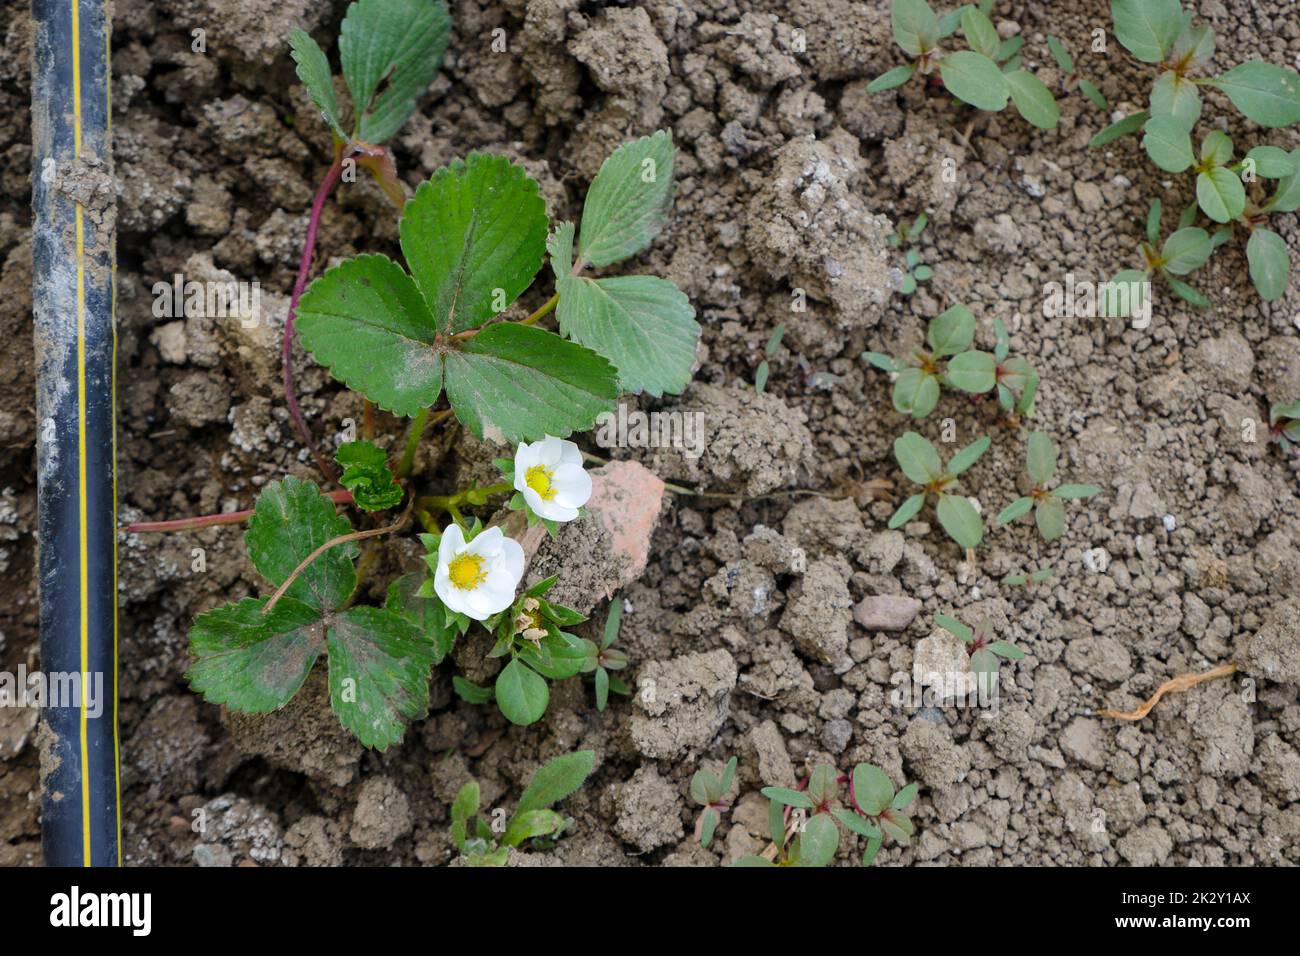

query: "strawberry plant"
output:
1090 0 1300 302
739 763 918 867
889 431 990 549
691 757 738 849
870 0 1061 130
158 6 701 750
450 750 595 865
935 613 1025 682
995 431 1099 542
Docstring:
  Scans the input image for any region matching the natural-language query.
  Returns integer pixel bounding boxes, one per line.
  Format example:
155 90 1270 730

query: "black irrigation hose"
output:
32 0 120 866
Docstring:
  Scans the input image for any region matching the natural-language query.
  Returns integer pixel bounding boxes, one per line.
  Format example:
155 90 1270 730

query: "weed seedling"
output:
691 756 738 848
935 613 1025 682
1090 0 1300 302
1102 198 1225 312
887 213 934 295
1270 401 1300 454
871 0 1060 129
740 763 918 867
863 304 1001 418
1002 566 1054 587
1046 35 1107 111
450 750 595 866
890 431 990 549
580 596 631 711
996 431 1099 542
755 323 786 393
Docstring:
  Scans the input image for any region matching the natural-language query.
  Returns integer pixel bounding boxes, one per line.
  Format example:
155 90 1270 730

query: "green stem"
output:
521 293 559 326
417 481 513 516
397 408 430 479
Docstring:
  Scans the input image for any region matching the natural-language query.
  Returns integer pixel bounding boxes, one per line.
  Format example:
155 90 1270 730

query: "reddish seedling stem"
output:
123 489 355 533
283 150 347 484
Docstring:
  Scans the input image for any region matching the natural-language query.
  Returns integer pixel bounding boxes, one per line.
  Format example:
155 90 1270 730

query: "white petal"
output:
521 486 546 516
438 523 465 568
535 499 579 522
465 525 503 559
478 576 517 614
499 536 525 584
550 464 592 509
557 439 583 468
537 435 565 467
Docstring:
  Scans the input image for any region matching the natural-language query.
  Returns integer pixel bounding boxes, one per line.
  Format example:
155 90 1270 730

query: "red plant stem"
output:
124 490 354 533
283 154 346 484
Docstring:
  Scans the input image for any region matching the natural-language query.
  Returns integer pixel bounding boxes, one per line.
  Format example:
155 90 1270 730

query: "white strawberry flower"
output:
433 524 525 621
513 435 592 523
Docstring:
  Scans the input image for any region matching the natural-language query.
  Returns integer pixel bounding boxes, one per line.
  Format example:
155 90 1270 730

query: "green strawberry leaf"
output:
443 322 619 444
288 29 346 140
1110 0 1182 63
495 658 550 726
246 476 356 611
401 154 549 334
936 492 983 548
339 0 452 143
1246 228 1290 301
1005 69 1060 129
1208 61 1300 129
577 131 676 268
336 440 403 511
894 431 943 485
326 604 436 750
940 51 1009 111
552 222 699 397
296 254 443 419
186 596 325 713
384 572 457 663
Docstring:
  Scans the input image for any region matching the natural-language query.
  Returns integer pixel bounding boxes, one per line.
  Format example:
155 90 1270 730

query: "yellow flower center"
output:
448 553 485 590
525 465 556 501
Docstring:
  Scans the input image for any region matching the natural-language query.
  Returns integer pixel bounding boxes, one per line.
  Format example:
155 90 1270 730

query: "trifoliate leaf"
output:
1149 71 1201 129
946 350 997 393
892 0 940 57
868 64 917 92
401 154 549 334
1209 61 1300 129
894 431 943 485
1160 227 1214 275
495 658 550 726
893 367 941 418
385 572 456 662
336 440 403 511
517 750 596 815
947 436 991 477
853 764 896 816
288 29 346 140
1026 431 1057 484
186 597 325 712
296 254 443 419
577 131 675 268
1142 115 1195 173
1247 228 1290 301
961 7 1000 59
1110 0 1182 63
936 493 983 548
939 51 1009 111
246 476 357 611
928 304 976 356
888 493 927 529
795 814 839 868
339 0 451 143
1005 69 1060 129
444 322 619 444
326 605 436 750
1035 495 1066 541
552 222 699 397
1089 110 1148 148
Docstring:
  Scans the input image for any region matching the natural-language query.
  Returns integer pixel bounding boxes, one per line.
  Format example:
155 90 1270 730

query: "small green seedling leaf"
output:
936 493 983 548
288 29 346 140
894 431 943 484
1160 227 1214 275
336 440 403 511
928 304 976 356
1142 115 1195 173
997 496 1034 524
869 63 918 92
1110 0 1182 64
961 7 1000 59
516 750 596 816
495 658 550 726
1245 145 1297 179
1089 110 1149 148
946 350 997 393
1208 61 1300 128
1246 228 1290 301
1026 431 1057 484
1196 167 1245 224
889 493 926 529
940 50 1010 111
947 435 991 476
452 676 494 704
892 0 940 57
852 764 895 816
936 613 974 643
1005 70 1060 129
893 367 942 418
795 814 839 867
